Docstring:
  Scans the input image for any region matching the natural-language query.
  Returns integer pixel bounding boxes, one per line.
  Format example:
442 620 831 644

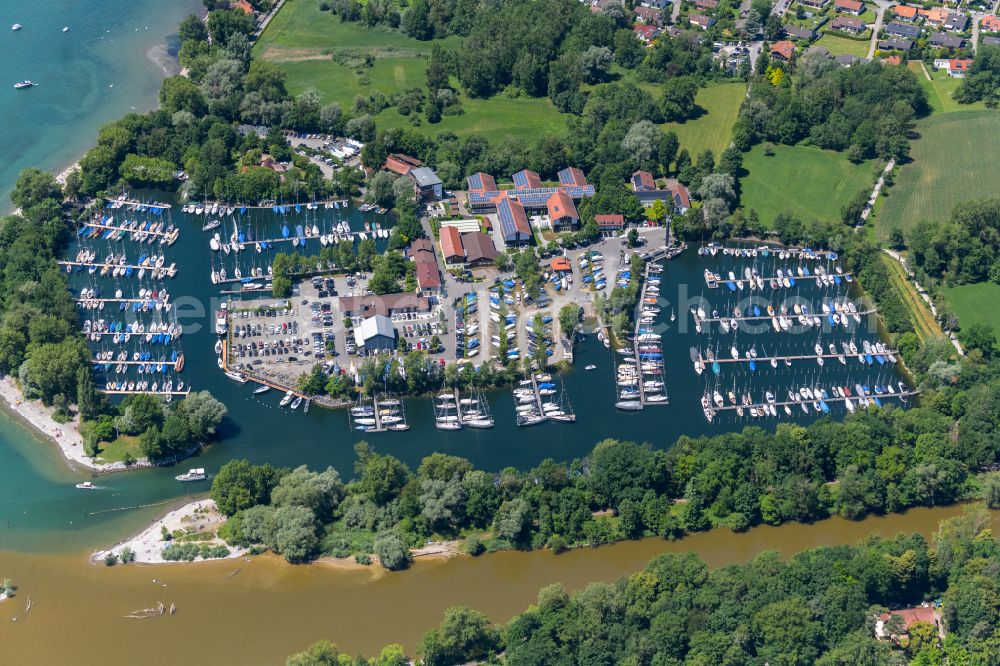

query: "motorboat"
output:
14 80 35 89
585 364 597 370
175 468 207 482
279 391 294 407
75 481 96 490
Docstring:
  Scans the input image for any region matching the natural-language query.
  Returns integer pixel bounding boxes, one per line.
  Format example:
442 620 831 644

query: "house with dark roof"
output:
688 13 716 29
546 190 579 231
595 214 625 236
630 170 657 192
640 0 670 9
784 24 815 40
694 0 719 10
879 37 914 50
384 153 422 176
634 6 663 24
439 225 465 265
884 22 921 38
798 0 828 7
834 0 864 14
353 315 397 353
461 231 498 267
409 166 442 202
495 197 533 246
831 16 866 34
943 13 968 32
836 53 862 67
983 35 1000 46
929 32 964 48
770 40 796 61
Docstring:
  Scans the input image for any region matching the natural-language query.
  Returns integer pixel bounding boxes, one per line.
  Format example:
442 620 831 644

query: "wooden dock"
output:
59 260 175 276
99 389 190 396
704 391 917 420
705 272 852 289
189 199 350 211
91 359 180 367
105 196 171 210
76 297 170 304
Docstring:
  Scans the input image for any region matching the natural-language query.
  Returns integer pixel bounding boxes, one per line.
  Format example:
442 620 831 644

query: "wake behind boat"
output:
14 80 34 89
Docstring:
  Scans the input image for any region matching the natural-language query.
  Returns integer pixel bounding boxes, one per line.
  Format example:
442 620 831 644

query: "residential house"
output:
836 53 863 66
384 153 422 176
231 0 255 15
439 225 465 265
665 179 691 214
875 606 945 643
461 232 498 267
784 24 815 40
770 40 796 61
339 293 431 318
258 154 290 175
558 167 588 188
892 4 918 21
407 238 442 294
834 0 864 14
929 32 964 48
640 0 670 9
495 196 533 246
546 190 580 231
512 169 543 190
352 315 397 353
798 0 828 8
595 214 625 236
634 6 663 24
694 0 719 10
634 24 661 43
630 170 657 192
918 7 949 26
981 15 1000 32
688 13 716 29
883 54 902 65
934 58 972 76
982 35 1000 46
408 166 443 202
943 13 968 32
884 22 921 38
830 16 865 34
467 171 498 193
879 37 914 50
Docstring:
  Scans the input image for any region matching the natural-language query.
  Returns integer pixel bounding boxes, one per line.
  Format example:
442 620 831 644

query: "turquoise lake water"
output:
0 0 202 204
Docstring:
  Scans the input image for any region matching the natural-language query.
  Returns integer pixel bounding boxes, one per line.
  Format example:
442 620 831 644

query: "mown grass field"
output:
738 144 873 225
662 82 746 158
907 61 986 115
876 110 1000 241
816 33 871 58
881 254 943 341
943 281 1000 341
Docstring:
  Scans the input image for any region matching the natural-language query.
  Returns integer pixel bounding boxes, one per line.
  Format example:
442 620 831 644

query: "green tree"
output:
373 532 410 570
419 606 499 666
211 459 284 516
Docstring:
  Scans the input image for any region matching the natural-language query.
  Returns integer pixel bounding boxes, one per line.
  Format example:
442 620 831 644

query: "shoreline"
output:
0 376 159 474
92 498 246 564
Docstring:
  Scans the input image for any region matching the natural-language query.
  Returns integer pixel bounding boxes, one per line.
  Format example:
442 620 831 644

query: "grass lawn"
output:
816 33 871 58
908 61 986 115
95 435 141 464
876 110 1000 241
279 57 429 109
881 254 944 341
662 82 746 158
739 144 874 225
943 282 1000 342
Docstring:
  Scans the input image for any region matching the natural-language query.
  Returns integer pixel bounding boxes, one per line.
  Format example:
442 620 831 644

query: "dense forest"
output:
286 506 1000 665
907 197 1000 287
733 55 928 162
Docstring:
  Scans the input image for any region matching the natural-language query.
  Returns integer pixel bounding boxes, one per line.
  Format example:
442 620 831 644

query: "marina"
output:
614 257 668 410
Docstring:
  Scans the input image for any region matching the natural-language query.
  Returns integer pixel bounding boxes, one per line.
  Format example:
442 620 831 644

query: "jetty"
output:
693 307 876 324
699 350 899 365
99 388 191 396
702 391 918 422
58 260 176 277
91 359 181 367
704 272 853 289
79 220 178 242
104 195 171 210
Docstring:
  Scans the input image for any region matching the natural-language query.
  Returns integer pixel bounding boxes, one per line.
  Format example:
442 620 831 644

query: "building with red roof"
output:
512 169 543 190
595 214 625 236
893 4 917 20
770 40 796 61
546 190 579 231
466 172 497 193
495 196 533 246
631 170 656 192
232 0 254 15
982 15 1000 32
834 0 864 14
633 24 661 43
407 238 442 293
439 225 465 265
876 606 944 643
384 153 422 176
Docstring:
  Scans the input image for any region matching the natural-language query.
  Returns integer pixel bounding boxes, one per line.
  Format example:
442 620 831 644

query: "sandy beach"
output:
93 498 246 564
0 376 157 473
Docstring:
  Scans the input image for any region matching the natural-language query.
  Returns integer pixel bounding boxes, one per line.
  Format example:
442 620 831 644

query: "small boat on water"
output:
75 481 96 490
279 391 294 407
14 80 34 89
585 364 597 370
290 396 303 410
253 385 271 395
175 468 207 482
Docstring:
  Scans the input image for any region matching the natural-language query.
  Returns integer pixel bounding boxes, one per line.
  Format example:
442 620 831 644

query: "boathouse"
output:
353 315 398 353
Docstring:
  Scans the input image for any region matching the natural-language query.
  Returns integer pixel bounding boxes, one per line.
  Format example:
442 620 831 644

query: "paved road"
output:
972 13 981 53
867 0 892 59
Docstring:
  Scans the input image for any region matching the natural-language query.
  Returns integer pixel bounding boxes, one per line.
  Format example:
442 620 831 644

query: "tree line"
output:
287 505 1000 665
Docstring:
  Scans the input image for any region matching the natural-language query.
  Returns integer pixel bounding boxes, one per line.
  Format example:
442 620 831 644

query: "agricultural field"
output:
662 82 746 158
944 281 1000 342
815 33 871 58
875 110 1000 241
738 144 874 225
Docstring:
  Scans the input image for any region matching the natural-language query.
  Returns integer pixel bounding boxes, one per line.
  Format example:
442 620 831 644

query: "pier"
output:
189 199 350 211
79 220 178 240
699 349 899 365
76 297 170 305
99 389 191 396
104 196 171 210
693 308 876 324
703 391 918 421
704 272 853 288
59 260 176 277
91 359 181 367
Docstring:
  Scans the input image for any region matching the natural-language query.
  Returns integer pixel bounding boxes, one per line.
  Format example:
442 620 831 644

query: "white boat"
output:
12 24 22 31
75 481 96 490
175 468 207 482
585 364 597 370
290 396 302 410
279 391 294 407
253 385 271 395
14 80 34 89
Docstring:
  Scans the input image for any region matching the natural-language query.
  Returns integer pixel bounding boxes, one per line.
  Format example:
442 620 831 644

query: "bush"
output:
465 535 484 556
373 532 411 571
119 546 135 564
104 552 118 566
